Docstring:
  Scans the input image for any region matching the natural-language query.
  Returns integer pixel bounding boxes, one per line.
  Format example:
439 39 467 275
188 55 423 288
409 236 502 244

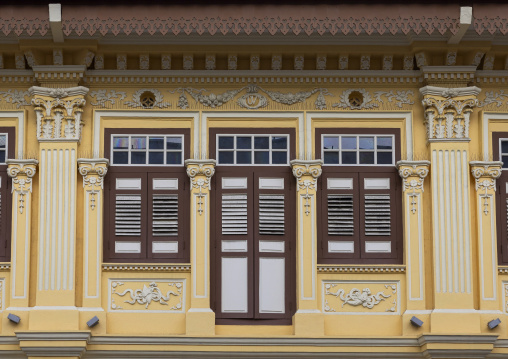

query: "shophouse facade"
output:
1 2 508 357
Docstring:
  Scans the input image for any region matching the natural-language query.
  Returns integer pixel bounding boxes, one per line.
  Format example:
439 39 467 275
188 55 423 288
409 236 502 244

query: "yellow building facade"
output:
1 2 508 358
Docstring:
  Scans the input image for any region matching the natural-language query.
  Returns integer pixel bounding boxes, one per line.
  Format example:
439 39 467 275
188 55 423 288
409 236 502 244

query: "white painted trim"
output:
0 111 24 158
299 193 316 301
432 149 440 292
92 110 199 158
482 113 508 161
463 150 472 293
202 111 304 160
406 192 424 301
305 112 412 161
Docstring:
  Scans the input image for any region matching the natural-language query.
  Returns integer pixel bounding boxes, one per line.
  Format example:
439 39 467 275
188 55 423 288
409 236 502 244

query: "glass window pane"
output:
0 150 6 163
323 136 339 150
131 137 147 150
377 136 393 150
324 152 339 164
113 136 129 149
218 136 234 149
0 135 6 149
502 156 508 168
166 152 182 165
342 151 357 164
149 137 164 150
272 136 287 149
131 152 146 164
219 151 234 164
254 151 270 164
166 137 182 150
360 152 375 164
254 137 269 149
272 151 287 164
377 152 393 165
149 152 164 164
237 136 252 149
113 151 128 164
359 137 374 150
502 140 508 154
237 151 252 164
341 137 357 150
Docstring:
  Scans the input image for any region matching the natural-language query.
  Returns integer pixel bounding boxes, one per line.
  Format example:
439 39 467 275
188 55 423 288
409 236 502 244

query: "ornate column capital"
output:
396 160 430 215
470 161 502 216
6 159 38 214
185 159 216 216
420 86 481 142
77 158 109 210
28 86 89 142
290 159 323 184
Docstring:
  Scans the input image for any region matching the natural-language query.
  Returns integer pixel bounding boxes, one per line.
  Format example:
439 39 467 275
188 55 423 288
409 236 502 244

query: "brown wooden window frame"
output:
103 128 190 263
210 128 296 325
316 128 403 265
0 127 14 262
492 132 508 264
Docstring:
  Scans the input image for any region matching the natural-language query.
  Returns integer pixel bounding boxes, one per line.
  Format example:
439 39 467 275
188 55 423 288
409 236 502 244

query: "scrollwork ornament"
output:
291 161 322 216
186 161 216 215
78 159 109 211
470 161 502 215
325 284 395 310
7 160 38 214
397 161 430 215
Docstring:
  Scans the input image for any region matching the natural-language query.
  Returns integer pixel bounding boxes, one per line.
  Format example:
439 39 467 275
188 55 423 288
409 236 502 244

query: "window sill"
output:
102 263 191 272
317 265 405 274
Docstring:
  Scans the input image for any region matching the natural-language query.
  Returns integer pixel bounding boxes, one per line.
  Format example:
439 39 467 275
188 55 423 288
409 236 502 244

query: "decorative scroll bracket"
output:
397 160 431 215
186 159 216 216
77 158 109 210
6 159 38 214
291 160 323 216
470 161 502 216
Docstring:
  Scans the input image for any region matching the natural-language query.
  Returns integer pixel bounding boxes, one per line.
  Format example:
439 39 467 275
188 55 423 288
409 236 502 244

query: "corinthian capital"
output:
420 86 481 142
77 158 109 189
28 86 89 142
290 159 323 184
6 159 38 214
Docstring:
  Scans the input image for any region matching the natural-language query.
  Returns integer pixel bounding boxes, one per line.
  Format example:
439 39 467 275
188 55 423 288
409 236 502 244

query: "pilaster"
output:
420 85 481 333
28 85 88 330
77 159 108 331
185 159 216 335
6 160 37 310
290 160 324 336
470 161 502 311
397 161 430 334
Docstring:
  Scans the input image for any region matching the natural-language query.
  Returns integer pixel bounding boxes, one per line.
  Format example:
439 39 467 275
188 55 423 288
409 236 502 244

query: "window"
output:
210 128 296 324
493 133 508 264
316 128 402 264
0 127 15 261
103 128 190 263
217 134 289 165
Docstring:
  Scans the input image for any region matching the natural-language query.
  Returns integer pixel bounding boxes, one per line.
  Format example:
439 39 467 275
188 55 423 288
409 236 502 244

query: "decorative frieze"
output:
420 85 481 141
53 49 63 66
317 265 405 274
140 54 149 70
360 55 370 70
7 160 38 214
205 54 216 70
186 160 216 215
125 89 170 109
470 161 502 215
483 54 495 70
323 281 399 314
15 53 25 69
78 159 109 210
382 55 393 71
183 55 193 70
29 86 89 142
161 55 171 70
294 55 304 70
227 54 237 70
397 161 430 214
0 90 30 108
89 90 127 107
316 55 326 70
117 54 127 70
250 54 260 70
403 55 414 70
271 54 282 70
94 54 104 69
109 279 185 312
446 51 457 66
338 55 348 70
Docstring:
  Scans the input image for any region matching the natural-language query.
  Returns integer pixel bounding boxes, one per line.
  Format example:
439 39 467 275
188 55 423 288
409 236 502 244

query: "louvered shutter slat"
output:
328 194 354 236
115 195 141 236
364 194 391 235
259 195 285 235
222 194 248 234
152 194 178 236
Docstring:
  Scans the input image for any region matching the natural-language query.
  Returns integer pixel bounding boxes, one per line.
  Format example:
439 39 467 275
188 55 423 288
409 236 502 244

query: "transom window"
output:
217 134 289 165
0 134 7 164
322 135 394 165
500 139 508 168
111 135 184 166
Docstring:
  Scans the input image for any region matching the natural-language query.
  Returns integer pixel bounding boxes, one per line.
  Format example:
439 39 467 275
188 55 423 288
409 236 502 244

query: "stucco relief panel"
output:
322 280 400 315
108 279 185 313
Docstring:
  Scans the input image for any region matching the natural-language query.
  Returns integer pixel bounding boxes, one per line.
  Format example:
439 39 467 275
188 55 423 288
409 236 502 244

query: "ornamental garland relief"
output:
110 279 185 312
323 281 399 314
86 87 416 111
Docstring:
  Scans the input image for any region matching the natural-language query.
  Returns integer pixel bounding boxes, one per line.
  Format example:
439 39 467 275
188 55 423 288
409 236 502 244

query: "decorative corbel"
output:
6 159 38 214
470 161 502 215
290 160 323 215
78 159 109 210
186 159 216 215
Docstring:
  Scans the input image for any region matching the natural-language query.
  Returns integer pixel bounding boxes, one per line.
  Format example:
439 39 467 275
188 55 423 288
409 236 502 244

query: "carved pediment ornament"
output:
29 86 89 142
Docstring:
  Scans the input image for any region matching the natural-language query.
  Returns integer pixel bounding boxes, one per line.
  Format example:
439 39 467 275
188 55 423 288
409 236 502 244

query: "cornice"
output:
102 264 191 272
